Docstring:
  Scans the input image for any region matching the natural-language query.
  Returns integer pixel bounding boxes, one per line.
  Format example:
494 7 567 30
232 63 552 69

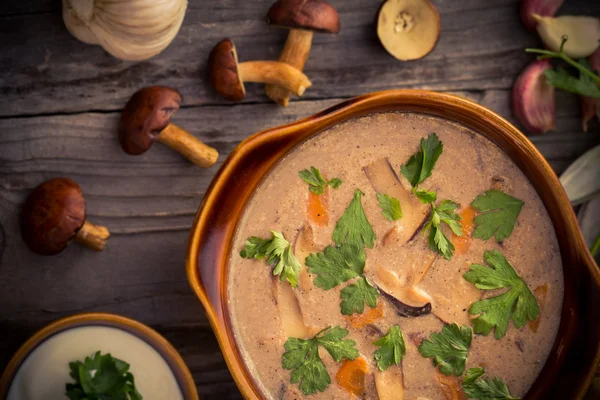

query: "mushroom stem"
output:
75 220 110 252
265 29 314 106
158 124 219 168
238 61 312 97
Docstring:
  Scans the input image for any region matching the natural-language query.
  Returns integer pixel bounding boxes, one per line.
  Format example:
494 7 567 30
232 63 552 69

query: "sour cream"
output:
7 326 183 400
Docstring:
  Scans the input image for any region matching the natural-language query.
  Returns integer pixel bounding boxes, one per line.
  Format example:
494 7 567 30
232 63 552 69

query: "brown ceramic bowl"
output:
186 90 600 399
0 312 199 399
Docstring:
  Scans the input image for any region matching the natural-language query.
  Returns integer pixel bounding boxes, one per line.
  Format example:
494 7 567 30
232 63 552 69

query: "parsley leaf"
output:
464 250 540 339
545 60 600 99
401 133 444 187
423 200 463 260
471 190 524 242
240 231 302 287
306 243 366 290
340 276 379 315
299 166 343 195
377 193 402 221
418 323 472 376
414 187 437 204
333 189 376 249
65 351 142 400
282 326 359 395
462 367 519 400
373 325 406 371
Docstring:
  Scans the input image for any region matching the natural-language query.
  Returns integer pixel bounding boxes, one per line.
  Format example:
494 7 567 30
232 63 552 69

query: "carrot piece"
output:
307 188 328 227
347 301 385 328
528 283 548 333
453 206 476 255
336 357 368 397
436 369 467 400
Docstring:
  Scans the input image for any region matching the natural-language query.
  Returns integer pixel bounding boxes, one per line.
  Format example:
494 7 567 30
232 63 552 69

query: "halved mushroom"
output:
272 278 314 338
209 38 312 102
20 178 110 255
377 0 441 61
364 158 429 246
265 0 340 106
119 86 219 167
374 367 405 400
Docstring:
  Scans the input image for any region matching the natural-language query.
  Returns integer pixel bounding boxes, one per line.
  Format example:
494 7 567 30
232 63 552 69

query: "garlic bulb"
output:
62 0 187 61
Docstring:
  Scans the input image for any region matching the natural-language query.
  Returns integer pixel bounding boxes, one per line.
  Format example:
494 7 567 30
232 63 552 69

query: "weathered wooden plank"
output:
1 0 597 116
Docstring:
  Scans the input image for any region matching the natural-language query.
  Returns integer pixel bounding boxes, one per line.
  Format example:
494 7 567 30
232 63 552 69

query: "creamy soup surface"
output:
229 112 563 399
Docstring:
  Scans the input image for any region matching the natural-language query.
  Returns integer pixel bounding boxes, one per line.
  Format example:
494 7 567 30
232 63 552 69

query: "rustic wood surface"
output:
0 0 599 398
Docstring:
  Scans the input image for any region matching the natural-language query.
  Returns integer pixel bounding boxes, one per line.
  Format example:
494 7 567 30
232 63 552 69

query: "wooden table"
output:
1 0 598 398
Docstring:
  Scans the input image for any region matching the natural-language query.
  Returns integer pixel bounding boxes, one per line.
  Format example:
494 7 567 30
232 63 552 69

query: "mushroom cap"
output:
267 0 341 33
208 38 246 101
20 177 86 255
119 86 183 155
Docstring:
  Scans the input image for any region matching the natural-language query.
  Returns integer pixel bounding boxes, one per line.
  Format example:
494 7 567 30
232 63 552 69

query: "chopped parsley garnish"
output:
240 230 302 287
462 367 519 400
471 190 524 242
377 193 402 221
282 326 359 395
418 323 472 376
373 325 406 371
332 189 376 249
299 166 342 195
414 187 437 204
66 351 142 400
464 250 539 339
401 133 444 187
340 276 379 315
423 199 463 260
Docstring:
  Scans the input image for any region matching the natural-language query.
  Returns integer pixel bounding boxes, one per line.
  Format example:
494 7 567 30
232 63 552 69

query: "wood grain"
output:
0 0 599 398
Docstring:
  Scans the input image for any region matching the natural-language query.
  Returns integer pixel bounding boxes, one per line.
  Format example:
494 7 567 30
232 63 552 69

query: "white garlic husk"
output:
62 0 187 61
534 14 600 59
559 144 600 205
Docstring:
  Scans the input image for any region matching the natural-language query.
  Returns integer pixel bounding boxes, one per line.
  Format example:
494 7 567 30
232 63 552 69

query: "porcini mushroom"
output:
209 38 312 102
20 178 110 255
377 0 441 61
265 0 340 106
119 86 219 167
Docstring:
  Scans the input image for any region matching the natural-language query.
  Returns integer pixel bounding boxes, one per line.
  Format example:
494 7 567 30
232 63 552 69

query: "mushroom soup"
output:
229 112 563 399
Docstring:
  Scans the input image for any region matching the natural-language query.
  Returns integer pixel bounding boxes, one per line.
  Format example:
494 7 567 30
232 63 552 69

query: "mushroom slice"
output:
363 158 429 246
272 279 312 338
379 285 432 317
436 369 467 400
377 0 441 61
293 224 317 290
374 367 405 400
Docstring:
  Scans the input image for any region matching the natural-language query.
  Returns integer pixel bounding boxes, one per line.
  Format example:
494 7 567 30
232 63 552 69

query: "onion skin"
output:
581 49 600 132
512 59 556 134
520 0 564 32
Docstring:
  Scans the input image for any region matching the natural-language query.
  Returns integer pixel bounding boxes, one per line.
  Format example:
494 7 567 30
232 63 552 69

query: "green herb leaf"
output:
471 190 524 242
545 62 600 99
340 276 379 315
333 189 376 249
282 327 358 395
462 367 519 400
299 166 342 194
65 351 143 400
306 243 365 290
418 323 472 376
377 193 402 221
373 325 406 371
424 200 462 260
240 231 302 287
401 133 444 187
464 250 540 339
414 187 437 204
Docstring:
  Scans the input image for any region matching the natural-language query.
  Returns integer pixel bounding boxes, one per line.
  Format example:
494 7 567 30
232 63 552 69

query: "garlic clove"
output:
559 144 600 205
581 48 600 132
534 15 600 59
512 59 556 134
520 0 564 32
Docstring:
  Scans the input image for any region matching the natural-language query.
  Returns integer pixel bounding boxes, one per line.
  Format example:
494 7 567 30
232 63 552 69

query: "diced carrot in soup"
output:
307 189 328 226
336 357 368 397
453 206 476 255
528 283 548 333
347 301 384 328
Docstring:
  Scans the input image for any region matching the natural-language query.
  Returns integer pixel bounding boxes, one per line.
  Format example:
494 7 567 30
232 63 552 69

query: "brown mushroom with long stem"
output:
20 178 110 255
119 86 219 167
265 0 340 106
209 38 312 102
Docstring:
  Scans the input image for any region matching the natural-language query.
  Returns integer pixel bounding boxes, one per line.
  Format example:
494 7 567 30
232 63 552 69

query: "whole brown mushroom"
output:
20 178 110 255
209 38 312 102
265 0 340 106
119 86 219 167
